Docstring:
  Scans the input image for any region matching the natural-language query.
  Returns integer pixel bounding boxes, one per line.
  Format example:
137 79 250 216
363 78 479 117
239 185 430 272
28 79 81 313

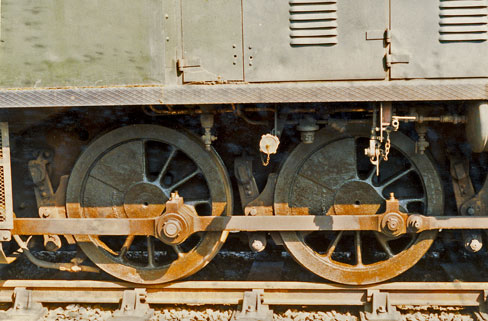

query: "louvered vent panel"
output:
289 0 338 46
439 0 488 42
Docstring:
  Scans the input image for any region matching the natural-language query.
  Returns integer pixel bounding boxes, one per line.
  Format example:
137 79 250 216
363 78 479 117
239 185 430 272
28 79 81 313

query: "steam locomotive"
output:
0 0 487 285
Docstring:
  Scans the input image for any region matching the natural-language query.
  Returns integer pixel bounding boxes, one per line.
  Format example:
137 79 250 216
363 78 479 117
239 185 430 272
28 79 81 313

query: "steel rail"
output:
0 280 486 307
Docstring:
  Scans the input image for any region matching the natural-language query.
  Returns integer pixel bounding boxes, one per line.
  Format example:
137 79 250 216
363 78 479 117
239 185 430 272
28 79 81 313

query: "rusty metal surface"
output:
64 125 233 284
17 212 488 235
273 123 444 285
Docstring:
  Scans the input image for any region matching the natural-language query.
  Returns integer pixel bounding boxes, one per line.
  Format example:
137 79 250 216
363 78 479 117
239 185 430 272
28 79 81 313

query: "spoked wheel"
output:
274 124 443 285
66 125 233 284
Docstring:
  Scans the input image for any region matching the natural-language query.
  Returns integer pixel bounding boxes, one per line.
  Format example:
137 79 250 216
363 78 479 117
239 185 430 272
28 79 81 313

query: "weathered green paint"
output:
391 0 488 79
181 0 243 83
0 0 166 88
243 0 388 82
163 0 182 86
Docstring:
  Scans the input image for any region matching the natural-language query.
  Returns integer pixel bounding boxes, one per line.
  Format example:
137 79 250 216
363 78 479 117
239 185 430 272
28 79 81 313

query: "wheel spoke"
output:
119 235 135 259
399 197 425 210
141 140 148 180
323 231 343 258
365 166 376 184
147 236 156 268
375 234 394 258
352 139 359 179
378 167 414 192
186 199 211 207
172 245 184 259
155 146 178 184
90 140 145 191
167 168 201 191
355 231 363 266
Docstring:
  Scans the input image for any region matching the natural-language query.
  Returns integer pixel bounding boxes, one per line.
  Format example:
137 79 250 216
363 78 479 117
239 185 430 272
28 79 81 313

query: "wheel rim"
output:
66 125 233 284
274 124 443 285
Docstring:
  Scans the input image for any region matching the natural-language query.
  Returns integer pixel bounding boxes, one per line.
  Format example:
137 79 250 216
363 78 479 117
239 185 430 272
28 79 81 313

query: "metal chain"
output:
260 146 271 166
383 130 391 161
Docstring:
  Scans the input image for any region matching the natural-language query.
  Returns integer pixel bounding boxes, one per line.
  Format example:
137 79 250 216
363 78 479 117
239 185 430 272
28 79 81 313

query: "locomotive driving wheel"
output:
66 125 233 284
274 124 443 285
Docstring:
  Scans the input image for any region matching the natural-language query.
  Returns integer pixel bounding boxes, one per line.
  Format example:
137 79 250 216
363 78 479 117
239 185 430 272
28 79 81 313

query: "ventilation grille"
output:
439 0 488 42
289 0 338 46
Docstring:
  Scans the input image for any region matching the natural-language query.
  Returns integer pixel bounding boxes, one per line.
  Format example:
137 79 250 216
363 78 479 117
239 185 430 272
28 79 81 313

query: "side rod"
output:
10 215 488 236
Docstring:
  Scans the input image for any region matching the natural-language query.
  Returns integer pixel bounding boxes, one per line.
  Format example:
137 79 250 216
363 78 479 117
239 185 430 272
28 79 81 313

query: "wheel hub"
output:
333 181 383 215
123 183 168 218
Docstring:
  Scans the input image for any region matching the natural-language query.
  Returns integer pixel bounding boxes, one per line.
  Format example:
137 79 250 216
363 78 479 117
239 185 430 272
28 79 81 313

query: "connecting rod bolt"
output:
251 239 265 252
163 220 181 238
386 217 399 231
464 232 483 253
248 207 257 216
407 216 423 230
467 239 483 252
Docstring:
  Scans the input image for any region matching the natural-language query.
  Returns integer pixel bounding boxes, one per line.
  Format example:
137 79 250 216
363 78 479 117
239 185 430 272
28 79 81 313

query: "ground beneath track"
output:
32 304 476 321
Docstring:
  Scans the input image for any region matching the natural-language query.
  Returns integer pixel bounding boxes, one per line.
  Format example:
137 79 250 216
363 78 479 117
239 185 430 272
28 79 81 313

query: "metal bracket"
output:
0 242 16 264
360 290 401 321
245 174 276 216
0 287 47 321
386 53 410 67
366 30 386 41
109 289 154 321
232 289 273 321
235 156 260 209
450 155 486 252
28 151 74 248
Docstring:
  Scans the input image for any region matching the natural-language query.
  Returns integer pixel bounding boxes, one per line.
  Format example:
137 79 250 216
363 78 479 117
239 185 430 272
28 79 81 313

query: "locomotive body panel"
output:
391 0 488 79
0 0 166 88
242 0 388 82
182 0 243 83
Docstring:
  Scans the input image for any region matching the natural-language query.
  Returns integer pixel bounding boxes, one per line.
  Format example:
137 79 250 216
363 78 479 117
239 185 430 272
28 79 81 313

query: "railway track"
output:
0 280 487 320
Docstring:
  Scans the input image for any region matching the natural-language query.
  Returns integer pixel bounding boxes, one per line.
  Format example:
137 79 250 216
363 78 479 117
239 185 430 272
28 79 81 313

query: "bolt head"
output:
163 220 181 238
251 239 265 252
300 131 315 144
386 217 399 231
